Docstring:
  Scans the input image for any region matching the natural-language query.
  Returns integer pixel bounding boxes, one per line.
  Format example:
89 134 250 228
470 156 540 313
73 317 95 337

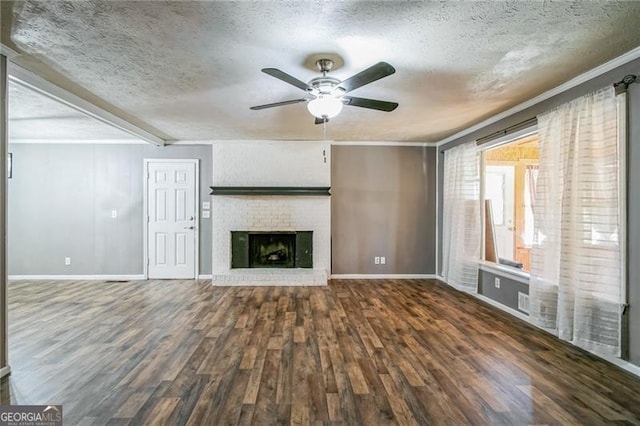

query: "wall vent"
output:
518 292 530 314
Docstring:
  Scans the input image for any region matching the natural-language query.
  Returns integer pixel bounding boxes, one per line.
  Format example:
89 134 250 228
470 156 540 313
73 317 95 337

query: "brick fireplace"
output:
210 141 331 286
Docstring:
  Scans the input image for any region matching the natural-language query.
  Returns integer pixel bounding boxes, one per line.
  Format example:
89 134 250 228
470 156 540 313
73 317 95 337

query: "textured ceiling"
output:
3 1 640 142
8 83 137 140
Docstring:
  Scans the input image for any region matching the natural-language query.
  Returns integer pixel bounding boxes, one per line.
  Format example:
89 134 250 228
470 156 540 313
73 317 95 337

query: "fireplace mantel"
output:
209 186 330 196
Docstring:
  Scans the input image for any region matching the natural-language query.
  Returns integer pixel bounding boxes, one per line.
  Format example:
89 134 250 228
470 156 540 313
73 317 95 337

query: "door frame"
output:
485 162 516 260
143 158 200 279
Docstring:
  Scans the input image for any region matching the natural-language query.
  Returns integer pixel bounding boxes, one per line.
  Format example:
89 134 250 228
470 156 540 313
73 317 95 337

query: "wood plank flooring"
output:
2 278 640 425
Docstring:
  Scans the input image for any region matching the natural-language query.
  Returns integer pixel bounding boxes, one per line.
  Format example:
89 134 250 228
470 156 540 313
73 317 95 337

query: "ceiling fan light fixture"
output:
251 60 397 124
307 96 343 119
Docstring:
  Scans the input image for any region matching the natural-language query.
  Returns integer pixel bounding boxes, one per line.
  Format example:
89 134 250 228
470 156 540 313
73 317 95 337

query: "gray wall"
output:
331 145 436 274
438 58 640 366
7 143 212 276
478 270 529 315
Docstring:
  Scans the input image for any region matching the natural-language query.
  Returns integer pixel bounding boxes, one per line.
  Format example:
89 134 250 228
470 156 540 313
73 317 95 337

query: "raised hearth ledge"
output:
210 186 330 196
211 269 328 286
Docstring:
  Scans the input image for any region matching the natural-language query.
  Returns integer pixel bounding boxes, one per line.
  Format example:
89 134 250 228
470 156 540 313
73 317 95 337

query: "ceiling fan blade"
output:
262 68 309 91
314 117 328 125
343 96 399 112
339 62 396 93
250 98 308 110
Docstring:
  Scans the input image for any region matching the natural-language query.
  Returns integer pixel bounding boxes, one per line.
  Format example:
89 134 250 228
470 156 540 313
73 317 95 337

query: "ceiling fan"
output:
250 59 398 124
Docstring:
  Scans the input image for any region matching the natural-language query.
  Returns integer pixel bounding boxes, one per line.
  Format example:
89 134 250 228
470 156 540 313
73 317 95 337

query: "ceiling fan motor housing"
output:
316 58 335 73
307 76 345 97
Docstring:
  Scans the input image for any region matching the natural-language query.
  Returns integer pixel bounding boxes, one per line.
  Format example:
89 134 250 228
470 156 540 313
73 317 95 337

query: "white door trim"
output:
143 159 200 279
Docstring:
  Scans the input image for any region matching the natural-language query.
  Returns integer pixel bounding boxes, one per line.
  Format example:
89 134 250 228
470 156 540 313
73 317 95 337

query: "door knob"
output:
185 226 195 230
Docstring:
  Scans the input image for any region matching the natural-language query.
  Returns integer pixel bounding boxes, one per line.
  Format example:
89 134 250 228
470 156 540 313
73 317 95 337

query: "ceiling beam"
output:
4 52 164 146
0 44 19 59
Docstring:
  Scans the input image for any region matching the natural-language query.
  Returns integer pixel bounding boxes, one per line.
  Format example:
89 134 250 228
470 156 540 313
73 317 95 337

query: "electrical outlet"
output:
380 256 386 265
202 201 210 210
374 256 380 265
111 210 118 218
202 210 210 218
65 257 71 266
494 277 501 288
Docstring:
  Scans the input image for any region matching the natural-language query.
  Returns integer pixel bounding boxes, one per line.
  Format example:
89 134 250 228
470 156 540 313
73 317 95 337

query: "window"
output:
482 133 539 272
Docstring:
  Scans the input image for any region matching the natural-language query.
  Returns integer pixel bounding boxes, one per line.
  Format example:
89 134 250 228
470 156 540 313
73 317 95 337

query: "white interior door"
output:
146 160 198 279
485 165 515 260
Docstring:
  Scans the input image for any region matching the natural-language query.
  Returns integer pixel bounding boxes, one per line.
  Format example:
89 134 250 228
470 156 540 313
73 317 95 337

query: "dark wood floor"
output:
2 279 640 425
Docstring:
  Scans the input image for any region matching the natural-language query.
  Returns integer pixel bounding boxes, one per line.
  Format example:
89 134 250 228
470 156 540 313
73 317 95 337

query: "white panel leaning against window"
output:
442 141 481 292
530 86 623 357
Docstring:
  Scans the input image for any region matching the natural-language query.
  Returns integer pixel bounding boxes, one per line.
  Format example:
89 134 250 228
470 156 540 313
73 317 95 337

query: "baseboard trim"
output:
474 292 640 378
197 274 213 279
438 276 535 324
474 293 532 324
330 274 438 280
0 365 11 378
440 277 640 379
602 355 640 378
8 274 146 281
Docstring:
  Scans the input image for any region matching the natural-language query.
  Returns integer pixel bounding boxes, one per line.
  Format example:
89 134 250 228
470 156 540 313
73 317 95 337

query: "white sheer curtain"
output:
523 165 539 247
442 141 480 292
530 86 623 357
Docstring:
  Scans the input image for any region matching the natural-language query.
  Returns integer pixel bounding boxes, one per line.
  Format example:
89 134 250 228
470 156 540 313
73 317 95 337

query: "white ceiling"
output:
8 84 137 140
3 1 640 143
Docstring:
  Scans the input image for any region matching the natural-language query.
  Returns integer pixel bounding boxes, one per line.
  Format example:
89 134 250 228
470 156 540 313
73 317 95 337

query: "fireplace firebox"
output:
231 231 312 269
250 233 295 268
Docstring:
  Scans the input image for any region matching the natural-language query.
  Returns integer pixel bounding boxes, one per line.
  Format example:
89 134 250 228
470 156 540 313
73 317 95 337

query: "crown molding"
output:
9 138 147 145
437 45 640 147
331 141 438 147
207 139 332 145
168 140 214 145
173 140 437 146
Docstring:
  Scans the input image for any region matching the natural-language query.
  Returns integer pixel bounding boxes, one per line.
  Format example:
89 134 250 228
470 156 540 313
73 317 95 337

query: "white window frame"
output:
479 125 538 276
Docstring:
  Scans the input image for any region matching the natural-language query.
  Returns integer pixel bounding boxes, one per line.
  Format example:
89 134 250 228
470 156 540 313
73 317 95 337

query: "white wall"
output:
212 141 329 186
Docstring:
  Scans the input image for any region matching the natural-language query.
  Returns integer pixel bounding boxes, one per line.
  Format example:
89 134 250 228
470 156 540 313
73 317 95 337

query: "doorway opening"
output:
482 134 539 272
